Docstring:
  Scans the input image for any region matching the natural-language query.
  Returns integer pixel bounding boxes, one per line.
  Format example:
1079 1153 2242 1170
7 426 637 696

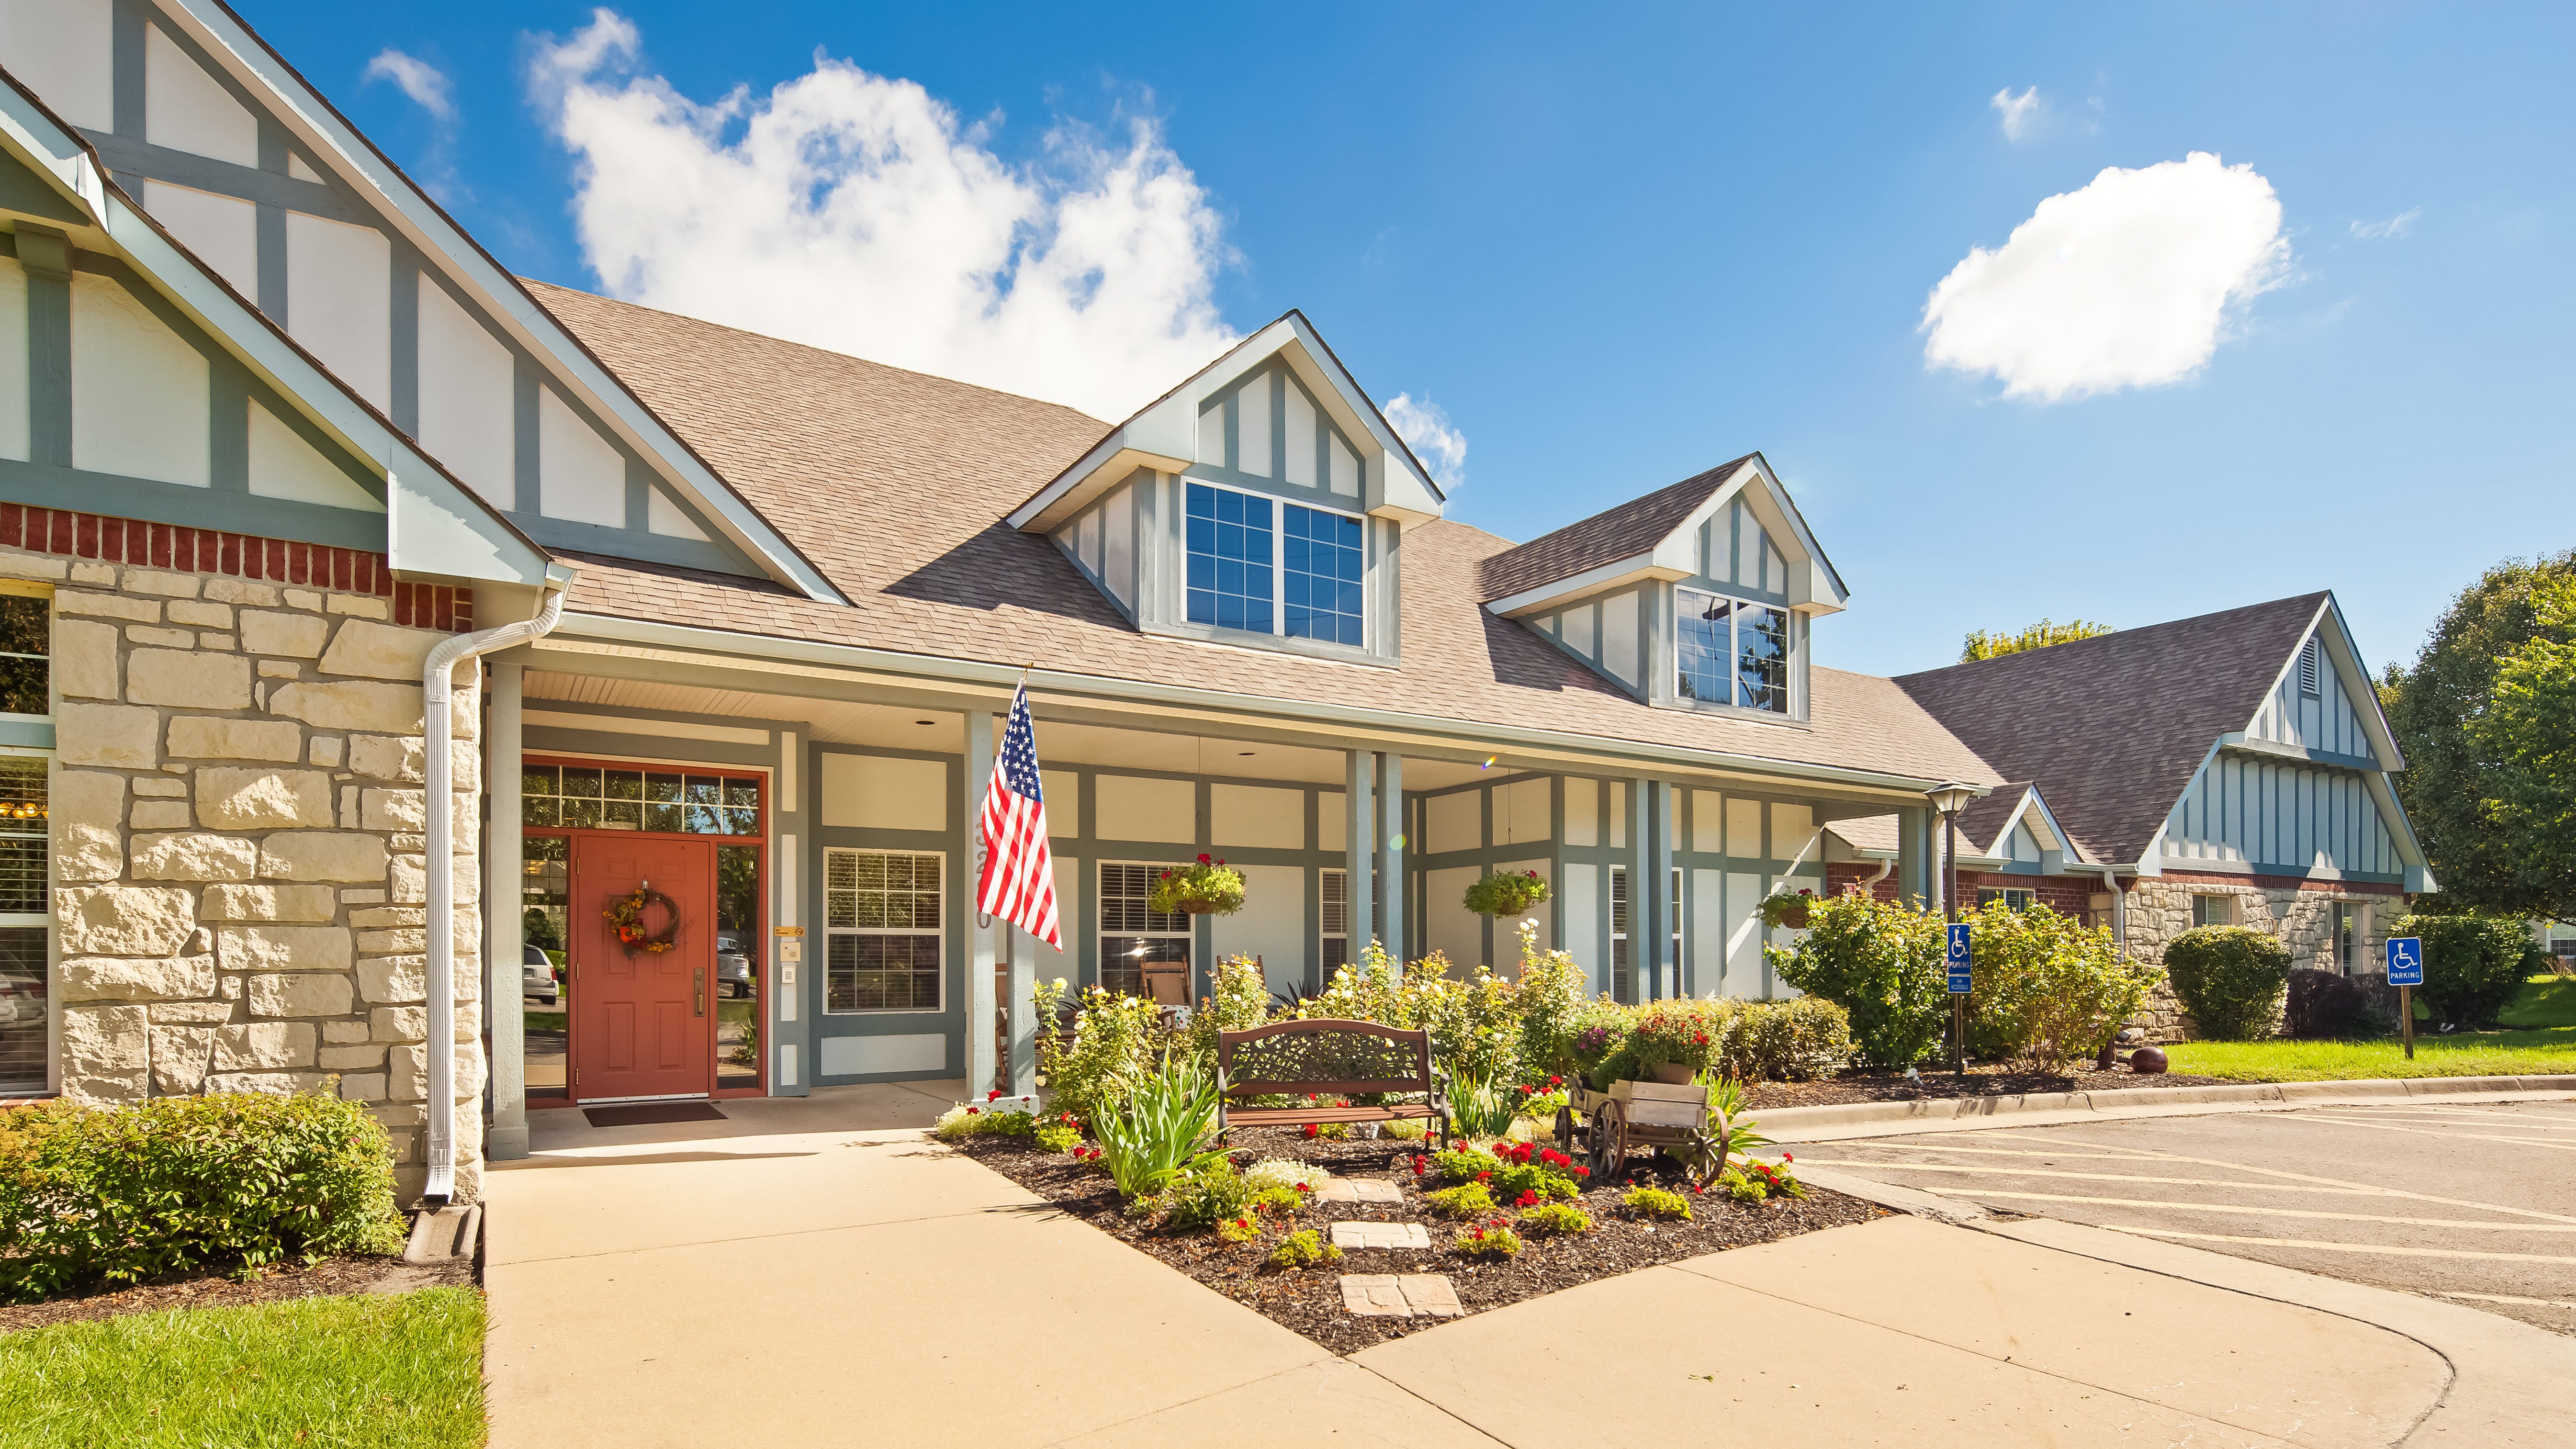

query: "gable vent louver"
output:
2298 639 2322 698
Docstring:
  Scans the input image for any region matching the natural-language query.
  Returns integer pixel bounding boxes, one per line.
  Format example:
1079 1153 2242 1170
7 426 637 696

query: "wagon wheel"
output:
1681 1128 1722 1191
1589 1097 1626 1180
1553 1104 1575 1153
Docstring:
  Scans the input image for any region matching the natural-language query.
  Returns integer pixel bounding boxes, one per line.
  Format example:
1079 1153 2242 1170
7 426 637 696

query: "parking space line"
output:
1822 1143 2183 1162
2105 1225 2576 1267
2278 1115 2576 1153
2433 1290 2576 1311
1912 1186 2576 1231
1794 1157 2576 1225
1954 1128 2576 1223
2332 1106 2576 1132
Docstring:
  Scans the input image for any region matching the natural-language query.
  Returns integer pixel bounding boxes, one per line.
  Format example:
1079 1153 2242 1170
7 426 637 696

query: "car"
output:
715 931 756 999
522 942 560 1006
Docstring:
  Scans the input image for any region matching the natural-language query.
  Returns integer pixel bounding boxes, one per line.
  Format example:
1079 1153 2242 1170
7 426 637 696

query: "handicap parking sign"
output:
2385 935 2424 986
1946 922 1973 994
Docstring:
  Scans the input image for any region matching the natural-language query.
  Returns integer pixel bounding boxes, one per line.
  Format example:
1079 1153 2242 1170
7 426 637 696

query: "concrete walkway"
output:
484 1085 2461 1448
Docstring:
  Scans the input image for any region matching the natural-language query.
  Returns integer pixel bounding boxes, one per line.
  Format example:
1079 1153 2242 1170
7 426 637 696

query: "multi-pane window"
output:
0 756 45 1096
1320 868 1350 975
1676 587 1789 714
2192 895 2237 928
1185 481 1367 647
1976 887 2037 911
0 595 45 716
1099 862 1189 998
825 849 943 1012
1609 865 1683 1004
523 763 761 836
2331 901 2358 974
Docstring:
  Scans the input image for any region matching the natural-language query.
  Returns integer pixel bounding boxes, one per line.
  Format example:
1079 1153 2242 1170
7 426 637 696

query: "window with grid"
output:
1185 480 1368 647
1320 868 1350 975
825 849 943 1012
522 763 761 835
1099 862 1190 997
1976 887 2037 911
1676 586 1789 713
1609 866 1683 1004
1185 483 1274 633
1282 505 1364 646
0 592 46 1096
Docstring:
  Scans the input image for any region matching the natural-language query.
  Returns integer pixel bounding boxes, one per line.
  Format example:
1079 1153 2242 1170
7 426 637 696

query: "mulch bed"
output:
952 1127 1886 1354
0 1254 472 1335
1742 1062 2247 1110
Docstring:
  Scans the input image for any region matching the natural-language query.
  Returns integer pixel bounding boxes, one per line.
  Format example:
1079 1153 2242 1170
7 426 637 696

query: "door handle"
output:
694 967 706 1018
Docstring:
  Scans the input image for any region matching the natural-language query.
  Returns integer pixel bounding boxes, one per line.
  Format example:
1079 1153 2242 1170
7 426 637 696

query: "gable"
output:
1192 359 1365 502
1480 454 1844 619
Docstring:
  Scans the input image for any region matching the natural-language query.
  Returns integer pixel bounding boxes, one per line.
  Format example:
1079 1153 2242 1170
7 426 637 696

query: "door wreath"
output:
604 885 681 955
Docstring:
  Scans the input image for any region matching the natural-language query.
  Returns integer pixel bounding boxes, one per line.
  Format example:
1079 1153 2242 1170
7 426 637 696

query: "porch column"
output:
1376 753 1406 961
965 709 998 1094
1895 806 1934 909
1346 750 1375 955
1006 921 1036 1099
484 658 528 1161
1640 779 1674 1000
773 731 809 1096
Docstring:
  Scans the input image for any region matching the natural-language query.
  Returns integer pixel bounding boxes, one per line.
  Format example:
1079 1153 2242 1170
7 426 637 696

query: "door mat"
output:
583 1101 727 1128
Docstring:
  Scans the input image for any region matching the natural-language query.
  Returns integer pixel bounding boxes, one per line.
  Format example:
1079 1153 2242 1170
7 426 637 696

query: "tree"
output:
2381 550 2576 924
1960 618 2115 662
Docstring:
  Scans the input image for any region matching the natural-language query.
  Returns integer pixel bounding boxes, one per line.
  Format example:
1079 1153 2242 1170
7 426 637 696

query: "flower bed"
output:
944 1126 1883 1355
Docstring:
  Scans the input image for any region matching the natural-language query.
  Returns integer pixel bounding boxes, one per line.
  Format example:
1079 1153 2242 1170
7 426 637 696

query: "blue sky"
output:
237 1 2574 678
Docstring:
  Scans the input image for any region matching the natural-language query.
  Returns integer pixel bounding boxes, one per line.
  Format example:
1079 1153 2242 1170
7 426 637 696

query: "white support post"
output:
965 709 998 1094
1629 777 1653 1002
1378 753 1406 961
484 658 528 1161
1346 750 1375 956
1007 921 1036 1098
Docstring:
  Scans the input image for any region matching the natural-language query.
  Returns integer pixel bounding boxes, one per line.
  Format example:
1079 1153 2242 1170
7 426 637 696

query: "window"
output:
0 595 44 717
523 763 761 836
2331 901 2361 975
1099 862 1190 998
2298 639 2322 698
2192 895 2237 928
1976 887 2037 911
0 756 45 1096
825 849 943 1012
1320 868 1351 975
1676 586 1789 714
1185 481 1366 647
1609 865 1684 1004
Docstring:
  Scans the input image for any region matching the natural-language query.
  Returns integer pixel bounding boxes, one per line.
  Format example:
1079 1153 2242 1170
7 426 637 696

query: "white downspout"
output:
1861 856 1894 891
2100 867 2126 954
423 587 566 1206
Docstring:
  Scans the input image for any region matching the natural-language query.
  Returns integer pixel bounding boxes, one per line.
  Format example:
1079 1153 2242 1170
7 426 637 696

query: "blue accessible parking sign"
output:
1946 922 1973 994
2386 935 2424 986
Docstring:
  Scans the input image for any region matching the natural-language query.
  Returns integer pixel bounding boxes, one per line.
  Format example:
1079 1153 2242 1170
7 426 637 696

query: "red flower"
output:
1295 1182 1312 1193
987 1089 1003 1102
1303 1124 1319 1139
1197 853 1212 864
1515 1190 1539 1208
1548 1075 1563 1088
1475 1171 1492 1184
965 1106 979 1115
1573 1165 1590 1178
1783 1152 1794 1163
1694 1033 1710 1045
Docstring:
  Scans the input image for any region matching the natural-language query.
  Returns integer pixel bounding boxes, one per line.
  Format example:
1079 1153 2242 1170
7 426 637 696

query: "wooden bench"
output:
1214 1019 1450 1147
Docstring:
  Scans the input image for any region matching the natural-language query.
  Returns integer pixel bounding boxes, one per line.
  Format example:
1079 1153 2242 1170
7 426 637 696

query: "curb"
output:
1760 1073 2576 1142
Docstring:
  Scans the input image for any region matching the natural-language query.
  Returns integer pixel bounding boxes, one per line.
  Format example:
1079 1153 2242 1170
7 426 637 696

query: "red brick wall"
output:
1825 861 2102 926
0 503 472 631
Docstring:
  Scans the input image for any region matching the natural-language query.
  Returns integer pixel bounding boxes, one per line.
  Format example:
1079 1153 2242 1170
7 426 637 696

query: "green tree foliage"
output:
1960 618 2115 663
2392 913 2533 1026
2382 550 2576 923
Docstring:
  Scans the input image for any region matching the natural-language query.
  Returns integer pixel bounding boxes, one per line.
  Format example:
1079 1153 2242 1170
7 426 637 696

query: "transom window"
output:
826 849 943 1012
1676 587 1789 713
1099 862 1190 998
1186 481 1365 647
1976 887 2037 911
522 763 762 836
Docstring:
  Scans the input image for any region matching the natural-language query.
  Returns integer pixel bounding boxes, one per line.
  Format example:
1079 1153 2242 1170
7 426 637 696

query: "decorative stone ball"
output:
2115 1027 2147 1045
2127 1046 2169 1075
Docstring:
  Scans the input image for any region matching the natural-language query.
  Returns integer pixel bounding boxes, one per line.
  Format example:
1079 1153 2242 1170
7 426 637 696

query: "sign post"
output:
1946 922 1973 1075
2385 935 2423 1060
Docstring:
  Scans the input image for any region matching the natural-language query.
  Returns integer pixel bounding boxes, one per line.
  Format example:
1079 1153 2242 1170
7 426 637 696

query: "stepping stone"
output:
1330 1220 1431 1250
1314 1178 1402 1204
1337 1273 1464 1319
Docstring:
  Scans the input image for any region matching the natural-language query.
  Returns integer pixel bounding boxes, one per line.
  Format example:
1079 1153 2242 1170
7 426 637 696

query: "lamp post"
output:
1924 782 1983 1079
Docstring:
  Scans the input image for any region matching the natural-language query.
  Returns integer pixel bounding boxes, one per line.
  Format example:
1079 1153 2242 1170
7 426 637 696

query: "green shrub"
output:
2396 913 2533 1025
1622 1185 1691 1220
1453 1221 1524 1258
1518 1201 1593 1236
1091 1052 1222 1200
932 1103 1038 1141
1265 1228 1340 1269
1032 981 1170 1127
2283 969 2370 1039
1425 1182 1497 1217
2164 926 2293 1041
1963 900 2161 1070
1215 1212 1262 1243
1160 1159 1262 1231
1431 1142 1580 1199
0 1093 407 1303
1721 997 1853 1081
1511 920 1595 1078
1769 891 1951 1068
1033 1118 1083 1153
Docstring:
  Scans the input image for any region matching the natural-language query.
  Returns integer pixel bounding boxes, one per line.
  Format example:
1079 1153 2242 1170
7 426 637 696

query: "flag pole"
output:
974 666 1037 929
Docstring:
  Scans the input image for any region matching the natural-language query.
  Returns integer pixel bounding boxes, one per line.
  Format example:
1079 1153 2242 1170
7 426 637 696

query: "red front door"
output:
571 835 714 1100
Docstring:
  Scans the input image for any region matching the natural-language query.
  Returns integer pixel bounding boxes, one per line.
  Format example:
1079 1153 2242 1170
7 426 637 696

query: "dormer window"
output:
1677 587 1789 713
1184 481 1366 646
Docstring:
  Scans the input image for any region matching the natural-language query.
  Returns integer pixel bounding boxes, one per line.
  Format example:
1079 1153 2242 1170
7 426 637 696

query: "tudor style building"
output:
0 3 2428 1198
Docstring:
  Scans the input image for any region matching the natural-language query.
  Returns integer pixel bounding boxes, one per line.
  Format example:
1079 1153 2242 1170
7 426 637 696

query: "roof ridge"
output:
1894 591 2329 684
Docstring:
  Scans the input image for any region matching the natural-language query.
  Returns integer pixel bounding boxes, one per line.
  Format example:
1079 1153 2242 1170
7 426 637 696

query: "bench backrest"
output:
1216 1019 1432 1097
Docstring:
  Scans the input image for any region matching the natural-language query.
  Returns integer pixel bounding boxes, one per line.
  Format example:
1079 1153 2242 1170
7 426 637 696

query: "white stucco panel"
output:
1423 789 1479 857
536 386 625 527
1318 790 1346 853
144 22 258 168
70 273 208 487
416 276 516 508
1725 797 1763 859
0 258 26 462
1690 789 1723 854
1211 783 1302 851
285 212 391 410
1038 771 1079 840
1563 777 1598 847
1282 383 1316 488
1197 402 1223 468
1561 864 1599 977
1212 862 1305 997
1496 777 1551 846
1690 869 1728 997
142 182 258 301
1328 433 1358 497
248 399 381 511
1603 590 1640 685
1772 803 1817 866
819 1033 945 1076
819 752 946 832
0 0 112 132
1725 871 1762 992
1094 774 1192 845
646 484 709 540
1237 372 1271 478
1423 865 1482 974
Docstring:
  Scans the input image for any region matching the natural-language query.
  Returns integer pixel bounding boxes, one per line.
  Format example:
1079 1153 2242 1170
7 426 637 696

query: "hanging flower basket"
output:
604 885 681 955
1463 869 1551 917
1149 855 1246 916
1756 888 1815 931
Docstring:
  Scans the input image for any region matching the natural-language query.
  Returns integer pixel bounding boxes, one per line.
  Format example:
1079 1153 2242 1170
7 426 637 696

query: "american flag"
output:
975 683 1061 949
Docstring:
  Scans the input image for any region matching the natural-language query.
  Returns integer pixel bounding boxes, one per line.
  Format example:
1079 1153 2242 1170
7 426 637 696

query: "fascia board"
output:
1735 455 1849 611
2360 766 2434 881
1280 312 1444 513
1009 444 1188 533
2011 787 2091 865
156 1 840 604
544 610 1978 801
1485 552 1679 618
2318 594 2407 769
0 79 98 213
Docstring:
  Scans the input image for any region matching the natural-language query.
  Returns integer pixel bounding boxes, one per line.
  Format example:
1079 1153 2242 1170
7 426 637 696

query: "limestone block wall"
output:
2120 875 2406 1043
26 543 484 1202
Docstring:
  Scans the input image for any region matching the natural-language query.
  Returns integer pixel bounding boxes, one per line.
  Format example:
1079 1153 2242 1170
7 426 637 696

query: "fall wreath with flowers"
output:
603 885 680 955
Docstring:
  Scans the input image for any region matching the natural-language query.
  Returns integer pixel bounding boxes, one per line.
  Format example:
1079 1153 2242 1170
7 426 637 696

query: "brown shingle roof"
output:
1893 595 2329 864
523 283 1995 784
1475 456 1754 603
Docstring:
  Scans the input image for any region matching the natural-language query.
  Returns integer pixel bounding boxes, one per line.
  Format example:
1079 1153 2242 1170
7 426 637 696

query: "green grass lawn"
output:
2167 972 2576 1082
0 1288 485 1449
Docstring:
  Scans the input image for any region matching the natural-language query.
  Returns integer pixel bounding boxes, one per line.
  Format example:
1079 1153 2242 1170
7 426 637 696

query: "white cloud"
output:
1990 86 2043 141
1382 393 1465 490
2350 207 2420 240
1920 152 2291 403
525 10 1241 421
364 49 454 121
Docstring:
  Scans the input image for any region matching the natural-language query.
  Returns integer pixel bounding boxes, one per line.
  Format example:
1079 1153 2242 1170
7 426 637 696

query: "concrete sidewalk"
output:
483 1085 2459 1448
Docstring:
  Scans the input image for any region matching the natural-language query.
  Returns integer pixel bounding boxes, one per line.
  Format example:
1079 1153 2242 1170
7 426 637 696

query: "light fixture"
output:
1924 782 1982 817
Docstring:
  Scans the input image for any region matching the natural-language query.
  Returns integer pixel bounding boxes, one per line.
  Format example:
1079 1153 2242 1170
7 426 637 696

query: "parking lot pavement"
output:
1789 1098 2576 1337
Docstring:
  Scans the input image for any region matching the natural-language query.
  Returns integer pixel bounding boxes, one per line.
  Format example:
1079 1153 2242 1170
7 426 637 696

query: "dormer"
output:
1479 453 1846 722
1007 312 1443 666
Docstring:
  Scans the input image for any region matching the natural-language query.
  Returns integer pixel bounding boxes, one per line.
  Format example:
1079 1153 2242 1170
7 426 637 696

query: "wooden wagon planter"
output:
1553 1078 1722 1188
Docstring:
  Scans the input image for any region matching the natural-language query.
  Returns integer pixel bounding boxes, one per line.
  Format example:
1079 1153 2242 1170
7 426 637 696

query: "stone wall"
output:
17 539 485 1203
2120 873 2406 1043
